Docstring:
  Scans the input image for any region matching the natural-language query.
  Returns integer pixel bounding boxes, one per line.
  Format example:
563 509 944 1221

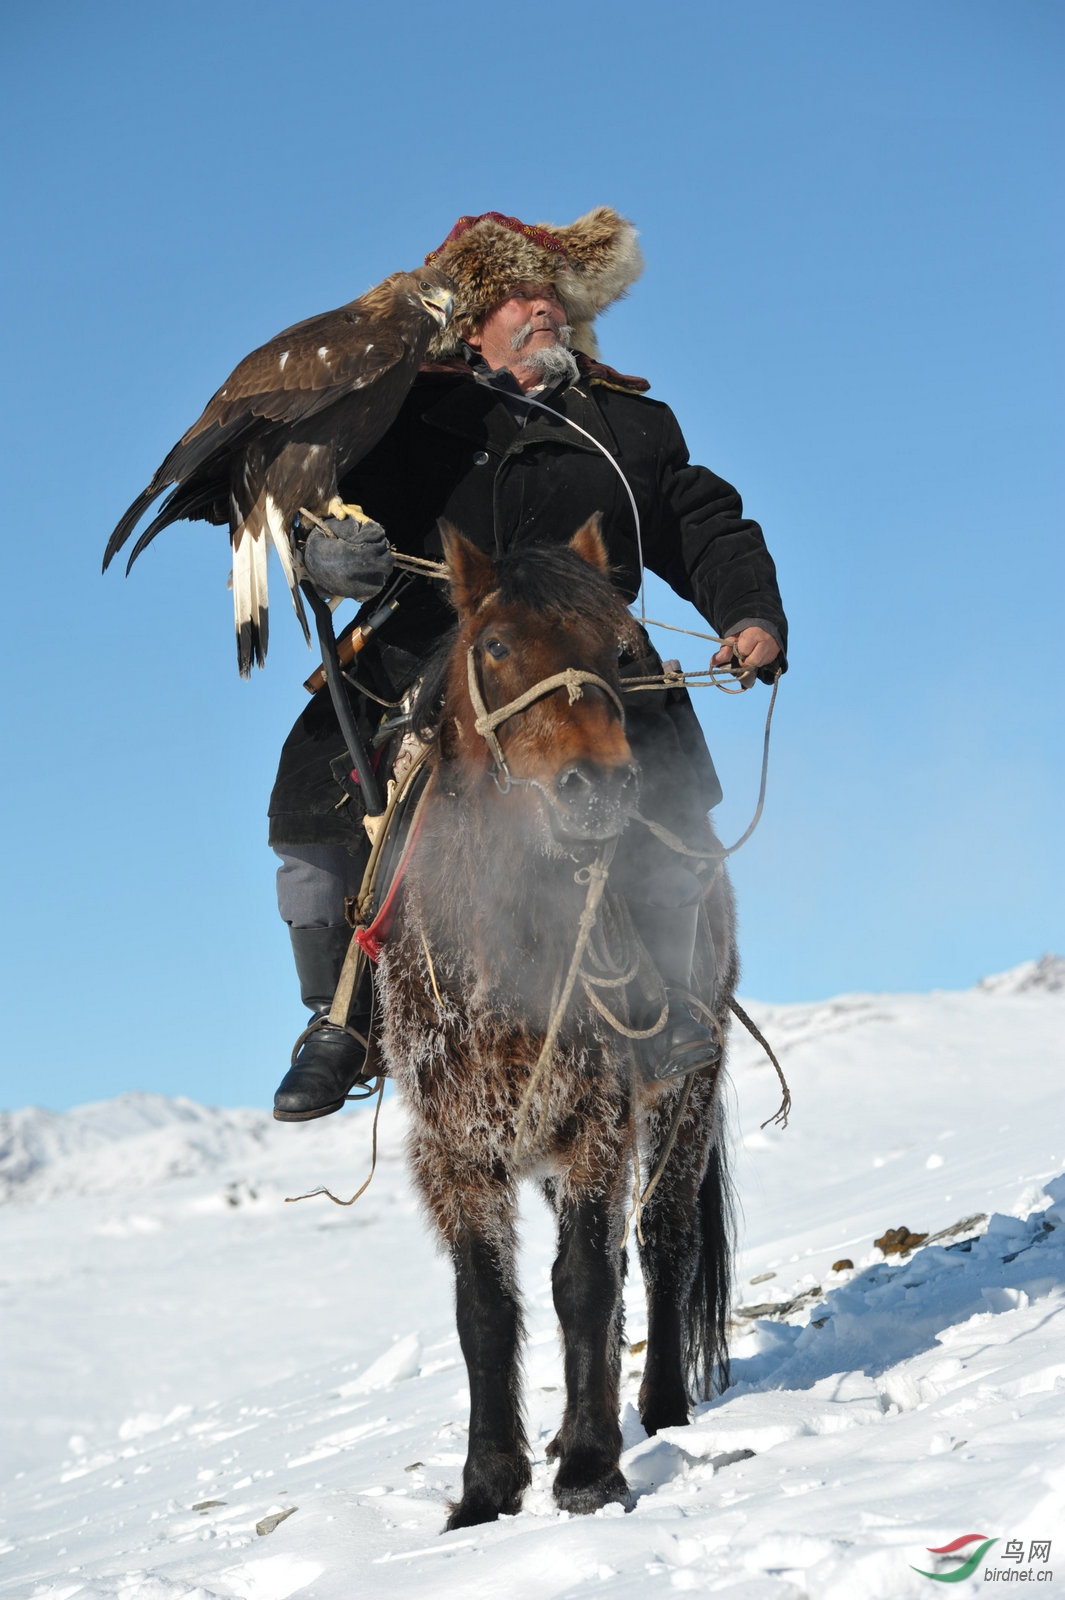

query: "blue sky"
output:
1 0 1061 1111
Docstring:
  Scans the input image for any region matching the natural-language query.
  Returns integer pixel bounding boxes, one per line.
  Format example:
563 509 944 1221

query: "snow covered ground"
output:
2 958 1063 1599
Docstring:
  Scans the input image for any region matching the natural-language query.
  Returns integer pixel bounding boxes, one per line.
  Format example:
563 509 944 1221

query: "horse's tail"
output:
684 1127 735 1401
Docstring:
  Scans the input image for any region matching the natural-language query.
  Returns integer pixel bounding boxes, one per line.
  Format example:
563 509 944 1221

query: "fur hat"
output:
424 207 643 359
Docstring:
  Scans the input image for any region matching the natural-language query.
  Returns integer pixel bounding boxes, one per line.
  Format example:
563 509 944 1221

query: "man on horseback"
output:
270 207 786 1122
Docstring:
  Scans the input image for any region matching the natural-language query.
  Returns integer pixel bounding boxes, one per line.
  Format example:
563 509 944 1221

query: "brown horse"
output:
377 516 736 1529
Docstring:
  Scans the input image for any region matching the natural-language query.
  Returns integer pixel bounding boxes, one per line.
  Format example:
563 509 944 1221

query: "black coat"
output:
268 359 787 849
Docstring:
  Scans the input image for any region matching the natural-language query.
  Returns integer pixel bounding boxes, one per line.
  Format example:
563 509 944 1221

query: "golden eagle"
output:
104 268 455 675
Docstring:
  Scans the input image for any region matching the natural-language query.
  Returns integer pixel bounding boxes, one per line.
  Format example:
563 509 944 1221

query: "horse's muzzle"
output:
550 759 639 841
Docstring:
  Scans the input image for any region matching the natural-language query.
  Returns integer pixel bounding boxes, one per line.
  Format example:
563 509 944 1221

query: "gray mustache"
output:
510 318 573 351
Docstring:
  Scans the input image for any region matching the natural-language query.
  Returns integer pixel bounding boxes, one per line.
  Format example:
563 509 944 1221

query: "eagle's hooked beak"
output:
421 286 455 329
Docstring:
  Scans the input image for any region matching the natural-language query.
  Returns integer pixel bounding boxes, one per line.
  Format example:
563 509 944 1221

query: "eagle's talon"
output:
326 498 372 525
315 514 387 543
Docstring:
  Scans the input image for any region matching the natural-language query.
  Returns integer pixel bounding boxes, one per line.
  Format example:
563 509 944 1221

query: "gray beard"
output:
515 342 580 385
509 320 578 384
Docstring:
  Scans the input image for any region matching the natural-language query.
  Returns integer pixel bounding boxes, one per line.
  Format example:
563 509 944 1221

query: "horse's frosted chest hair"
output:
378 930 631 1169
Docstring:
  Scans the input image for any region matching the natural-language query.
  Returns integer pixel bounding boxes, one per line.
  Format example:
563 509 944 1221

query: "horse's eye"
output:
484 637 509 661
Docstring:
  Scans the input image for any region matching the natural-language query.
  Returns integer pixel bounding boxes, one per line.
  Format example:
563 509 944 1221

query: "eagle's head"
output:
405 266 455 329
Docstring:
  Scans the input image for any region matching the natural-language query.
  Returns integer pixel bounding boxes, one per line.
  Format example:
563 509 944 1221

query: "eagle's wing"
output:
103 307 411 573
104 266 453 676
186 307 410 435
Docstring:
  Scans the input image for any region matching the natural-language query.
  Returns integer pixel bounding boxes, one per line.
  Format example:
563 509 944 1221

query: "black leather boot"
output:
644 992 721 1082
626 900 721 1083
273 925 373 1121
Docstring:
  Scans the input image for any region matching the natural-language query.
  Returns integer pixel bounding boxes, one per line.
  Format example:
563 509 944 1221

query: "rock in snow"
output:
976 951 1065 995
0 966 1062 1598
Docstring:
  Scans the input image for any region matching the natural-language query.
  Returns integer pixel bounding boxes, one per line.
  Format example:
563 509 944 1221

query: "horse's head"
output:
437 516 640 842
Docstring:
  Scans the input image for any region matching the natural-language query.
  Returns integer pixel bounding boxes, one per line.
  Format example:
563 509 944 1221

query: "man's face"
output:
468 282 569 374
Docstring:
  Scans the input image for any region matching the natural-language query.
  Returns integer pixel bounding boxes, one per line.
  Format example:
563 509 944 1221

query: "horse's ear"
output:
439 520 497 614
569 512 609 574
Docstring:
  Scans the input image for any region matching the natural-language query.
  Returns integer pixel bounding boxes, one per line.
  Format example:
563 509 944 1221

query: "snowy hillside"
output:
2 962 1063 1598
0 1095 273 1205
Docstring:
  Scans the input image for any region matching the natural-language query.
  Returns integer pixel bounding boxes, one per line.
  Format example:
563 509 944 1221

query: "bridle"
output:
464 645 626 793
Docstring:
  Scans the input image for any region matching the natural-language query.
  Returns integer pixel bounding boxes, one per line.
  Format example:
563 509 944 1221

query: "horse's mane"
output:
410 541 635 740
490 542 630 624
410 623 458 740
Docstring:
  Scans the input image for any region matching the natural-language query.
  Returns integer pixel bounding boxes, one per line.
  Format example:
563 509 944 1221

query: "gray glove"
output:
303 515 394 600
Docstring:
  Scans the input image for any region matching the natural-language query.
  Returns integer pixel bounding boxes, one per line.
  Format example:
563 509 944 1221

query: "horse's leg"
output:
548 1189 631 1513
447 1214 530 1529
404 1119 529 1530
637 1077 733 1436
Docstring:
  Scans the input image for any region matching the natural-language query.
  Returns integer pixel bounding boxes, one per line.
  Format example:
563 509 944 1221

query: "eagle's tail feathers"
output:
232 520 269 677
264 496 311 646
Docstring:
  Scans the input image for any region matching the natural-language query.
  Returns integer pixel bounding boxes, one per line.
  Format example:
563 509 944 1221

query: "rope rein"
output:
390 548 773 701
284 1075 386 1208
294 623 786 1212
298 365 787 1204
461 643 790 1195
512 840 618 1157
621 1076 696 1250
410 635 787 1207
729 998 792 1131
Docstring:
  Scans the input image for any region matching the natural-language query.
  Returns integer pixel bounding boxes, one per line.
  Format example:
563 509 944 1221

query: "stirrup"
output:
273 1016 376 1121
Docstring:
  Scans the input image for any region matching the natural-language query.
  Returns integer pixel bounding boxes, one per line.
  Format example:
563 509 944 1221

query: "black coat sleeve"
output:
647 405 788 674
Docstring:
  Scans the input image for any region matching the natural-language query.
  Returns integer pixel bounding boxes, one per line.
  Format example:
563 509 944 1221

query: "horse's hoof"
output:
638 1378 692 1437
445 1455 530 1530
445 1501 499 1531
639 1402 691 1437
445 1492 523 1530
553 1467 633 1516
